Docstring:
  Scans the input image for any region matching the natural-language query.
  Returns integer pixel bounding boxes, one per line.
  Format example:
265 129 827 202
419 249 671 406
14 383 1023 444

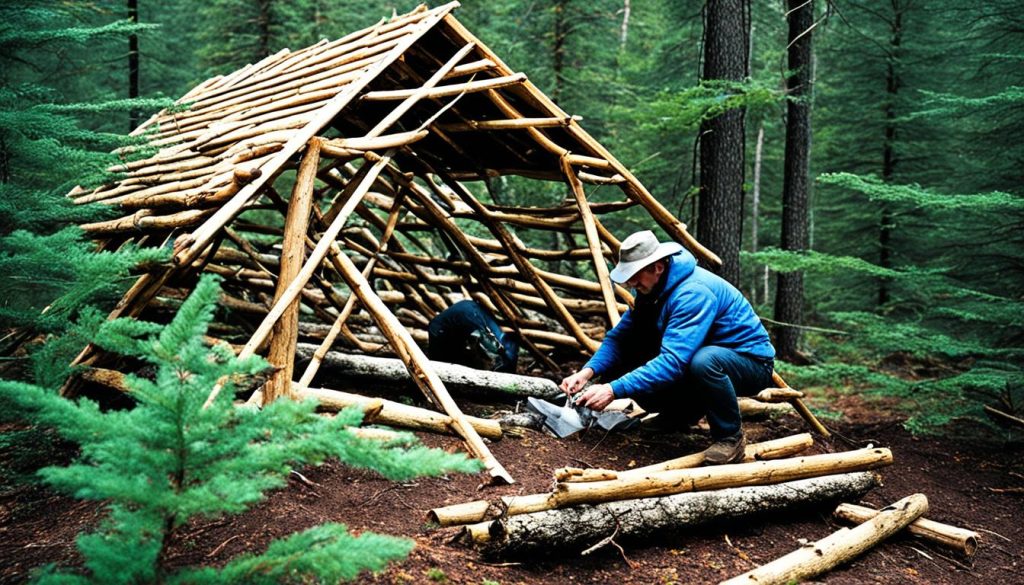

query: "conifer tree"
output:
0 275 480 583
0 2 169 380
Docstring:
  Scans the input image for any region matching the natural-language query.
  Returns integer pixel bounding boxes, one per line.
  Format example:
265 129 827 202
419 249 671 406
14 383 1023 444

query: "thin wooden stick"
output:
561 156 619 327
772 370 831 437
362 72 525 101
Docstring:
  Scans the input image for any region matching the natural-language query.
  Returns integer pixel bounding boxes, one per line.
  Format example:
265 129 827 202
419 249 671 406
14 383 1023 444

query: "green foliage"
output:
0 275 480 583
643 80 781 132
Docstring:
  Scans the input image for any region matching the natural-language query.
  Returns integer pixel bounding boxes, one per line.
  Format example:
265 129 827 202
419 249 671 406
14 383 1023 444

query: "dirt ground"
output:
1 391 1022 584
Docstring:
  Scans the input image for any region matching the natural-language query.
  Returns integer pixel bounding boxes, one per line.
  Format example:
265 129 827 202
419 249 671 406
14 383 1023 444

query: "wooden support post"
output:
721 494 928 585
561 156 619 327
262 138 320 404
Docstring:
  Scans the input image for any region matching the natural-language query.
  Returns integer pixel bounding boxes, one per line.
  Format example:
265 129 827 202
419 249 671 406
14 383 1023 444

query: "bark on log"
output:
428 448 893 526
834 502 979 556
466 472 880 557
299 386 502 440
294 343 562 400
721 493 928 585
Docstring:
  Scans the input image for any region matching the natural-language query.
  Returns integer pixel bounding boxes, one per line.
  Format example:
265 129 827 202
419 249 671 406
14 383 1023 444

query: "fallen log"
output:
721 493 928 585
555 433 814 482
294 343 562 399
299 386 502 440
463 472 880 556
428 447 893 526
834 502 979 556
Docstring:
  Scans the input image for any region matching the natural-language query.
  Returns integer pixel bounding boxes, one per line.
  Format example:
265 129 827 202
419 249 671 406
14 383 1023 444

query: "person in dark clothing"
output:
427 300 519 373
560 230 776 464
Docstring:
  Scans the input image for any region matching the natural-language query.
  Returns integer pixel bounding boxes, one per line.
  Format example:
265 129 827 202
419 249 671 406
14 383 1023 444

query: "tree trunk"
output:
552 0 568 105
722 494 928 585
128 0 139 131
750 121 764 302
698 0 749 285
879 6 903 306
257 0 273 59
773 0 814 361
466 472 879 557
294 343 562 400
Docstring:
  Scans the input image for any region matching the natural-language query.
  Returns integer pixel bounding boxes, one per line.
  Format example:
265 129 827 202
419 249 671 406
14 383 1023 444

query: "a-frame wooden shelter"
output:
68 2 723 484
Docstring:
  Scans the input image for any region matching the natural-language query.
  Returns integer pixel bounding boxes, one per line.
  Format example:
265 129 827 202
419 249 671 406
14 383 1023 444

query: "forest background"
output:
2 1 1022 444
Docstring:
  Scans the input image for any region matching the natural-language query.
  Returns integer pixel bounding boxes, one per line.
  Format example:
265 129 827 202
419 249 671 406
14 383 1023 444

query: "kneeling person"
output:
561 231 775 464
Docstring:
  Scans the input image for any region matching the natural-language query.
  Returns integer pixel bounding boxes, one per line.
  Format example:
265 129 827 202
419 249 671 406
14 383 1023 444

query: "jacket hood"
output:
658 249 697 300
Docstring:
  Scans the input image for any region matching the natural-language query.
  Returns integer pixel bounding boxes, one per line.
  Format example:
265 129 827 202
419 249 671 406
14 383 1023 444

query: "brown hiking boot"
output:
704 432 746 465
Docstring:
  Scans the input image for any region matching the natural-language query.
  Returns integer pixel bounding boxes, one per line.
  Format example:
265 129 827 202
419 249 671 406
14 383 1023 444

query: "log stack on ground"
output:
466 472 881 556
430 446 893 527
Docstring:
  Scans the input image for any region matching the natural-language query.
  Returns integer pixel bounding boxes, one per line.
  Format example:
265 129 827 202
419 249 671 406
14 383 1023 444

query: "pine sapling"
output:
0 274 481 583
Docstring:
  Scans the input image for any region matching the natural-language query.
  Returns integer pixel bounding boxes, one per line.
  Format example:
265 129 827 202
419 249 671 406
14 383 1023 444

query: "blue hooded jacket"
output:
584 250 775 399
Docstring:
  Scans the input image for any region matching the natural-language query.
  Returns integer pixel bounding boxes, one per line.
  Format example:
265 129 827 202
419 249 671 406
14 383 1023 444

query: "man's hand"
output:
560 367 594 396
577 383 614 411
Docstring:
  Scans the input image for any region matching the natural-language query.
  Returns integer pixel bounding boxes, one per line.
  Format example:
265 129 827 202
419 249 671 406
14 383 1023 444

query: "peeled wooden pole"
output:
299 386 502 440
428 447 893 526
721 494 929 585
562 156 619 327
834 503 979 557
326 240 514 485
262 138 320 404
467 472 881 556
555 433 814 483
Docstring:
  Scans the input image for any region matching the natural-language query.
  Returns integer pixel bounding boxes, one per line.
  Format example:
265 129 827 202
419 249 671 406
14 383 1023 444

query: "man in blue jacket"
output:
561 230 775 464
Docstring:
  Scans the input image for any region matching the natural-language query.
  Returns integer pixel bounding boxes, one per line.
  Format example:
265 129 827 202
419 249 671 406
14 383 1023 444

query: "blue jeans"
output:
638 346 774 440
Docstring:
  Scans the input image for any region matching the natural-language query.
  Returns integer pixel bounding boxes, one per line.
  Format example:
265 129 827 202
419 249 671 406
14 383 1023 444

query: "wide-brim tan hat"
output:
609 230 683 284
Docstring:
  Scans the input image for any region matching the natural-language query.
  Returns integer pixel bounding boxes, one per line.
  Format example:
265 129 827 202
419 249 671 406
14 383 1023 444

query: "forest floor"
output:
1 390 1022 584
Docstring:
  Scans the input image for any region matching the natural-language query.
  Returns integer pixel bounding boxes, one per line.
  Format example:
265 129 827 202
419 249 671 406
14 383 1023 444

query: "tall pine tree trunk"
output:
698 0 749 285
552 0 568 105
879 7 902 306
257 0 273 59
128 0 139 131
774 0 814 360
